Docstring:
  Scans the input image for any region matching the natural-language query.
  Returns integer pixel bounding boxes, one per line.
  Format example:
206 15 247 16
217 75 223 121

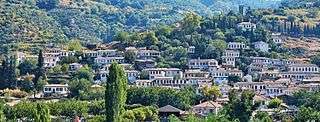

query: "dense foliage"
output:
105 62 127 122
127 86 200 110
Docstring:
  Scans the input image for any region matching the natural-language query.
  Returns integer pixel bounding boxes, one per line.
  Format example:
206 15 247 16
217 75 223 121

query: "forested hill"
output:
0 0 283 45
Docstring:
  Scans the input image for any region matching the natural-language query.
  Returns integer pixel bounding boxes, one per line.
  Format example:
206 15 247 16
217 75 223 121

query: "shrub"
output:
1 89 28 98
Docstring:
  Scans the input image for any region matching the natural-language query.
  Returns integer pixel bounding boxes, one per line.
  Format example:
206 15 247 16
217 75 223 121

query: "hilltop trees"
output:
105 62 127 122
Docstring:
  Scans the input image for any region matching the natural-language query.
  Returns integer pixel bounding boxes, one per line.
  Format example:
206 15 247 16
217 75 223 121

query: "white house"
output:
237 22 256 31
94 57 125 66
288 64 319 73
211 68 243 84
69 63 83 71
192 101 223 116
184 70 210 79
222 50 240 67
44 57 60 68
43 84 69 97
137 49 160 59
188 46 195 54
83 49 118 58
188 58 219 70
227 42 248 50
16 52 38 64
98 64 136 82
143 68 183 79
126 70 139 83
234 80 291 97
135 80 154 87
271 33 284 44
254 41 269 52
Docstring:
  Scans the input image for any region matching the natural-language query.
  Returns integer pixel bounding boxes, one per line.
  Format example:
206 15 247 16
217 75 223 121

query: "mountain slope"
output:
0 0 284 45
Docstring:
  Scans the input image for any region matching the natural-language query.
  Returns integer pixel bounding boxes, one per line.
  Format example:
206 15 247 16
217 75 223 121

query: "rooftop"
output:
192 101 222 108
159 105 182 113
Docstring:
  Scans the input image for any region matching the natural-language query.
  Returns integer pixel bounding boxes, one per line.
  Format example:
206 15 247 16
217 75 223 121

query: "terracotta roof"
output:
193 101 222 108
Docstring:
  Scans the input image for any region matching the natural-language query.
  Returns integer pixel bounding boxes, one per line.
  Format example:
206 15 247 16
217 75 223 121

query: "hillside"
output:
0 0 284 47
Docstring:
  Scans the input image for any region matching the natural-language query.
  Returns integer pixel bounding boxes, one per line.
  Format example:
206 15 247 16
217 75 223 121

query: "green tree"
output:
34 103 51 122
105 62 128 122
156 25 173 37
254 111 271 121
74 65 94 82
69 78 91 97
122 110 135 121
169 114 181 122
8 57 18 88
200 85 222 101
68 39 83 51
143 32 159 47
0 100 5 121
311 54 320 67
296 106 320 122
36 0 59 10
12 101 36 120
52 65 62 73
182 12 202 34
18 60 37 75
61 64 69 73
124 51 136 64
213 30 225 40
267 98 282 109
34 50 45 91
225 90 256 122
36 76 47 91
228 75 242 85
114 31 131 46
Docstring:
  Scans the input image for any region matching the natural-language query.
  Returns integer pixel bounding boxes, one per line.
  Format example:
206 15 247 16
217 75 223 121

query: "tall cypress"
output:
8 56 17 88
105 62 127 122
0 60 8 89
34 50 45 90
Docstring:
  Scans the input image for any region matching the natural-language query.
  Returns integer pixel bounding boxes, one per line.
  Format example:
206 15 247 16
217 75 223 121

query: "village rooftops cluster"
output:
14 29 320 118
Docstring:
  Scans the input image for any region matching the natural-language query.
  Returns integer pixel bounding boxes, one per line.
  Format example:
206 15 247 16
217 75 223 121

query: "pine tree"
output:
105 62 127 122
34 103 51 122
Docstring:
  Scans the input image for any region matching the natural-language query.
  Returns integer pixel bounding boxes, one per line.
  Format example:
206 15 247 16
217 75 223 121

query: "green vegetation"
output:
267 98 282 109
105 62 128 122
34 103 51 122
127 86 199 110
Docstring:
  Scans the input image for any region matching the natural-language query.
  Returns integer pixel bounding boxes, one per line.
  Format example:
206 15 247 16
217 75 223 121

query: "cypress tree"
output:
35 103 51 122
0 59 8 89
105 62 127 122
8 56 17 88
34 50 45 91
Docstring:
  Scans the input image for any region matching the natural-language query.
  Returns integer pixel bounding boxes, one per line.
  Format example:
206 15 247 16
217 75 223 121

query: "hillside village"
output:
9 22 320 121
2 0 320 122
